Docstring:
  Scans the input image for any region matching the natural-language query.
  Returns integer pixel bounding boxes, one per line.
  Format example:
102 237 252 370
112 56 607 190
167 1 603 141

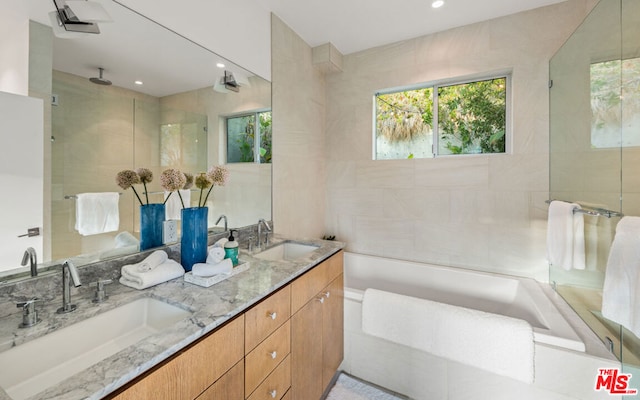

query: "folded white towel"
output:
362 288 534 383
211 238 228 248
546 200 586 270
602 217 640 337
164 190 191 220
119 259 184 290
115 231 139 248
192 258 233 277
206 247 226 264
74 192 120 236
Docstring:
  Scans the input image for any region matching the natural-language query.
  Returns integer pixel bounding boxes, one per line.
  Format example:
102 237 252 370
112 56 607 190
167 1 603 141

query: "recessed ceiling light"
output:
134 80 143 85
432 0 444 8
216 62 225 68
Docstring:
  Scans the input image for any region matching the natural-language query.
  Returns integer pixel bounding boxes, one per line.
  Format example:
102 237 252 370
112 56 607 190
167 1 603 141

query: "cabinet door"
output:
291 295 324 400
322 274 344 391
196 360 244 400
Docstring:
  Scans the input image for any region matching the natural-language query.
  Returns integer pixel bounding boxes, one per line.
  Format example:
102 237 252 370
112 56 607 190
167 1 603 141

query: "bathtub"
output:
342 252 623 400
344 252 585 352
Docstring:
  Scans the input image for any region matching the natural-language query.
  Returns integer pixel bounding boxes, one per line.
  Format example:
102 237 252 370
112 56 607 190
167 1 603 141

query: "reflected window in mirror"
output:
226 110 272 163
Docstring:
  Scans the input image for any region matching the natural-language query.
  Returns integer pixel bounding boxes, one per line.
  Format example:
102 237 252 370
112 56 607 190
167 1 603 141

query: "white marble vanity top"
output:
0 235 344 400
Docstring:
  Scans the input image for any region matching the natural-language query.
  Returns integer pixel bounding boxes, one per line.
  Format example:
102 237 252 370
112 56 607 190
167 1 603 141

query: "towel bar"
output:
65 193 123 199
545 199 622 218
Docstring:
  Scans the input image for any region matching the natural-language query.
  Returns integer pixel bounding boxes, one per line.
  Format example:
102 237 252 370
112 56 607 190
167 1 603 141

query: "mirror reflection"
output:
1 0 271 278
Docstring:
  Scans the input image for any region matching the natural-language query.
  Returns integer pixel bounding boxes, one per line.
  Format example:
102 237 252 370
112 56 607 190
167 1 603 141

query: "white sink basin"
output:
255 242 320 262
0 297 191 400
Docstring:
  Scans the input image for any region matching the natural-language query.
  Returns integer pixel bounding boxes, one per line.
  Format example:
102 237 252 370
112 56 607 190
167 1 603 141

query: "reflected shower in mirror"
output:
1 0 271 278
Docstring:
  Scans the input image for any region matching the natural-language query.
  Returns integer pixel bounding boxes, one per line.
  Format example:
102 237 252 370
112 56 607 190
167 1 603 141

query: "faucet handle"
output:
16 298 43 328
90 279 113 303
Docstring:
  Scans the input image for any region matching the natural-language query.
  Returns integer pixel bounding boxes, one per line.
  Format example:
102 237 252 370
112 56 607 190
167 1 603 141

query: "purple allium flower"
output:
116 170 140 190
160 169 187 192
207 165 229 186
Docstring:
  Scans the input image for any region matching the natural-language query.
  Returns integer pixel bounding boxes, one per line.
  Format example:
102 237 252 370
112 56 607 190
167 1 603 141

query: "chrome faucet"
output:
257 219 272 249
57 260 82 314
216 214 228 231
21 247 37 277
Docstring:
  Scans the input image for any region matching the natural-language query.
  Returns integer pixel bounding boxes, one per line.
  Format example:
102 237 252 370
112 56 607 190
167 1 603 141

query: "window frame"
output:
225 109 272 164
373 72 512 160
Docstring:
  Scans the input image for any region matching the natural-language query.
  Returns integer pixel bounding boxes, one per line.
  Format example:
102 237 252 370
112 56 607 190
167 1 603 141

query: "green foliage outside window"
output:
375 76 508 159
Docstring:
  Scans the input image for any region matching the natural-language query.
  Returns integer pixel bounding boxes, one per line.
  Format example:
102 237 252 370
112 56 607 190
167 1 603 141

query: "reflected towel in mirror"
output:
74 192 120 236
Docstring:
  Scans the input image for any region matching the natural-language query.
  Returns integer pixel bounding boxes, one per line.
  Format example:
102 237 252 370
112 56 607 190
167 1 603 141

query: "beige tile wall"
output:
272 1 598 280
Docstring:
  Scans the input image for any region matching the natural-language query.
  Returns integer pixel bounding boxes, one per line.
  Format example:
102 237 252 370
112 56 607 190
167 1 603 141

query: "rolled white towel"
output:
206 247 226 264
120 259 184 290
192 258 233 277
211 238 228 248
135 250 169 272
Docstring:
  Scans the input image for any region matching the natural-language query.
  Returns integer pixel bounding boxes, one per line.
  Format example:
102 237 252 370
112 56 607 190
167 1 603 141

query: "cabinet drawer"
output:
246 320 291 396
196 360 244 400
247 355 291 400
245 285 290 352
291 251 343 313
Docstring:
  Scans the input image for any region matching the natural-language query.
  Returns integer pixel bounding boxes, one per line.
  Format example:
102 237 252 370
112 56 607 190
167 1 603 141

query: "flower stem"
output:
163 191 172 205
131 186 144 206
177 190 185 209
143 182 149 204
202 185 214 207
198 189 203 208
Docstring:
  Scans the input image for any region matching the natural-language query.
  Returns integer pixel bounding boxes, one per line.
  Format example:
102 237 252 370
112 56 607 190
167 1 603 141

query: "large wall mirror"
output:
1 0 271 278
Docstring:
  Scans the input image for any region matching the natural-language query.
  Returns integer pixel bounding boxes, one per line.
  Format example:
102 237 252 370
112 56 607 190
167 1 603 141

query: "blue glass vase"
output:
140 204 165 251
181 207 208 272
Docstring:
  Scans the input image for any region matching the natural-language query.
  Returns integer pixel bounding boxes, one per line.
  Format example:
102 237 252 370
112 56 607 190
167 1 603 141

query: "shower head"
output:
89 68 112 85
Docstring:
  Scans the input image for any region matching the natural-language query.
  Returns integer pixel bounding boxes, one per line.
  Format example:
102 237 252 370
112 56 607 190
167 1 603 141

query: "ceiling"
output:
26 0 569 97
257 0 568 55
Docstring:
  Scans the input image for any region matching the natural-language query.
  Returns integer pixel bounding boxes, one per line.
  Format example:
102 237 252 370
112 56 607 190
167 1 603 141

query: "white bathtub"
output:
344 252 585 352
342 252 623 400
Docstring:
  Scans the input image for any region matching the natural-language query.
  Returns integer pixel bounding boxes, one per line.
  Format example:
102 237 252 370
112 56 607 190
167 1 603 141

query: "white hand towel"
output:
212 238 228 248
119 259 184 290
164 190 191 220
206 247 226 264
362 288 534 383
192 258 233 277
74 192 120 236
115 231 139 248
546 200 586 270
602 217 640 337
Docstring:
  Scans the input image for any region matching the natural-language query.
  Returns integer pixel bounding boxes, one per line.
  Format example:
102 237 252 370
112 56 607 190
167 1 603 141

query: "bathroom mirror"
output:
549 0 640 366
1 0 271 278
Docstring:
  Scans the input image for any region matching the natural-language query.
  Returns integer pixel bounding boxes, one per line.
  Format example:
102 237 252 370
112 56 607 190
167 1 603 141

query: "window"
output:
226 111 272 163
375 76 509 159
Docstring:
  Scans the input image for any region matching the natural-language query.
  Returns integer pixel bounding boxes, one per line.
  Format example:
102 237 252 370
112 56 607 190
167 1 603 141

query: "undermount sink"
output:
0 297 191 400
255 242 320 262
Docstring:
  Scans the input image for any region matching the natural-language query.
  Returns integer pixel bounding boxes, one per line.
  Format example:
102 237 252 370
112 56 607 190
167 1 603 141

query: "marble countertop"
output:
0 236 344 400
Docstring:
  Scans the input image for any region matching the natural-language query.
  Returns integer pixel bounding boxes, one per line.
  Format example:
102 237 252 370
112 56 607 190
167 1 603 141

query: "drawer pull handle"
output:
324 291 331 298
269 351 277 359
267 311 277 320
317 297 325 304
269 389 277 398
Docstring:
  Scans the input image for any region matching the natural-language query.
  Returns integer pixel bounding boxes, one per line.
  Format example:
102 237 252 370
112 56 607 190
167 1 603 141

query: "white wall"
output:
322 0 598 281
0 0 30 95
117 0 272 81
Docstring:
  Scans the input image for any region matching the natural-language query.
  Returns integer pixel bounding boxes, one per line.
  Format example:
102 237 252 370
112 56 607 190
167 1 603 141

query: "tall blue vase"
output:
140 204 165 251
181 207 208 272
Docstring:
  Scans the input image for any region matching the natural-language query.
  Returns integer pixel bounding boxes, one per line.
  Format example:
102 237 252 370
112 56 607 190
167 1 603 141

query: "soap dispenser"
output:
224 230 239 266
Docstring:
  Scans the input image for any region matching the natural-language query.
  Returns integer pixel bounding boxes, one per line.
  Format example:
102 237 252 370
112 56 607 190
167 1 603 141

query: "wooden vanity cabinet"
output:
290 251 344 399
107 250 343 400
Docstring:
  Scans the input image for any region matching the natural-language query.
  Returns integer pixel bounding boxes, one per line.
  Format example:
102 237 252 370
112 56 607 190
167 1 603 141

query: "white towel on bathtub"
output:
546 200 586 270
602 217 640 338
361 288 534 383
